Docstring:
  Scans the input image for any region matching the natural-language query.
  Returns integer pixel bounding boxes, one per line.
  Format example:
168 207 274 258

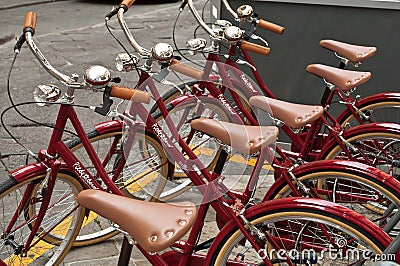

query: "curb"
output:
0 0 69 11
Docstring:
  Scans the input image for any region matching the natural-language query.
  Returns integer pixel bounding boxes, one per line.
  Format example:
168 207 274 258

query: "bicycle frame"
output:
97 74 301 265
6 104 125 255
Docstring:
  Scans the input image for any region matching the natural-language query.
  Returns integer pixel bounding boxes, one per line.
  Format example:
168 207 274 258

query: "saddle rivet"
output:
357 53 362 58
178 220 187 226
295 117 302 122
305 114 311 119
248 142 254 146
185 210 193 215
346 81 351 85
258 137 265 141
150 235 158 242
165 231 174 238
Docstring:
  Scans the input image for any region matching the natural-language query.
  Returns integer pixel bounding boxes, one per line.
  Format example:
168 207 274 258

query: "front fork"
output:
3 161 60 257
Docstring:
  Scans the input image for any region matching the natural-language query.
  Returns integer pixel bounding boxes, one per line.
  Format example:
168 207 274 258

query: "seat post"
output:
338 61 346 69
213 149 229 176
118 236 134 266
320 86 334 106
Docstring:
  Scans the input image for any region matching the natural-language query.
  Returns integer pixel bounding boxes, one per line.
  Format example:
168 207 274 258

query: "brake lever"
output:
105 6 119 20
153 67 184 94
179 0 188 11
14 34 26 53
236 59 256 71
223 54 256 71
94 86 114 116
250 34 269 47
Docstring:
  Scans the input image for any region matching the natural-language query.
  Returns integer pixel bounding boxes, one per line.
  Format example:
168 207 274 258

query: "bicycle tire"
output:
321 126 400 178
264 166 400 234
152 96 232 201
209 198 394 265
0 173 84 266
65 129 169 246
338 96 400 127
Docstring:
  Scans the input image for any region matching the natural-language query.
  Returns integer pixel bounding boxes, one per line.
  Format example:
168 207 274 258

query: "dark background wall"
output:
220 1 400 106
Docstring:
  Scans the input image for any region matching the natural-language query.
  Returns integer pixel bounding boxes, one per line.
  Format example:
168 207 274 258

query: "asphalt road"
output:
0 0 209 173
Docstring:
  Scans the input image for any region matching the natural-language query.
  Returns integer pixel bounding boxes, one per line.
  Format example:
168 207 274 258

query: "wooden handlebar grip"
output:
110 85 151 104
258 19 285 35
241 41 270 56
170 60 204 80
24 12 37 34
120 0 135 9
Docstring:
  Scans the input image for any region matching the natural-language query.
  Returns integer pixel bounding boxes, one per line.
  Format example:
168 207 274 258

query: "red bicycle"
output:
147 0 400 185
68 0 400 235
220 1 400 128
2 9 399 266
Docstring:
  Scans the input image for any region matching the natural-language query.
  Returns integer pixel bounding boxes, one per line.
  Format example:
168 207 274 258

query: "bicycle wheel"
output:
322 127 400 178
338 97 400 128
210 198 394 265
265 166 400 234
152 96 231 201
66 129 169 246
0 173 84 265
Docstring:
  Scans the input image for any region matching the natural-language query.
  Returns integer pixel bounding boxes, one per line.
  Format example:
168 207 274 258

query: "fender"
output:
336 92 400 124
318 122 400 160
94 120 123 134
263 159 400 201
11 161 71 183
170 94 197 107
205 197 394 264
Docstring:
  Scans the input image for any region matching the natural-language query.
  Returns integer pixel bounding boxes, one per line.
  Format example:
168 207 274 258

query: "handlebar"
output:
116 6 150 57
221 0 239 20
257 19 284 35
110 84 151 103
169 59 204 80
121 0 135 10
187 0 223 40
24 11 37 34
23 12 75 85
241 40 270 56
200 0 285 36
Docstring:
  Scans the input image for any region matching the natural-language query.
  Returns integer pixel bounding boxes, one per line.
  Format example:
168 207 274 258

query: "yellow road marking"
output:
124 170 159 194
4 215 75 264
191 146 274 170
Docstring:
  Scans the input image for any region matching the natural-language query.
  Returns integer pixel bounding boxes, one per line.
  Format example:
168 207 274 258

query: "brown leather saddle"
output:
77 190 197 253
190 118 279 155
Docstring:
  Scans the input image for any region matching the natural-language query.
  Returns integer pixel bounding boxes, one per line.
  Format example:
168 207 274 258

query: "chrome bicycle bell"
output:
215 20 232 29
212 20 232 38
151 43 174 62
115 52 139 72
223 26 243 42
33 84 61 106
237 5 253 20
84 65 111 89
186 38 207 52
